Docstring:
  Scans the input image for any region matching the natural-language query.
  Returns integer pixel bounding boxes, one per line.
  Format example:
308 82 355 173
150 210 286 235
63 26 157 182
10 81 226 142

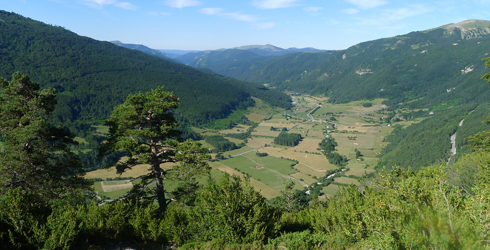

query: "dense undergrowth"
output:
1 152 489 249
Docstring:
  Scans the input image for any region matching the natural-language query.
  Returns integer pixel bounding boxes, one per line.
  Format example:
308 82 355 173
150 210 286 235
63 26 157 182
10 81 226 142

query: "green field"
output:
219 153 304 191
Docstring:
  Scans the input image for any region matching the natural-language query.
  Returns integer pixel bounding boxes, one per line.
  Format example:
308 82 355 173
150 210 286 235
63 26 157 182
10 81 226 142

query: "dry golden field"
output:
251 126 281 137
293 163 323 176
290 172 317 184
261 147 337 171
246 113 267 123
335 126 371 133
260 122 296 128
346 168 375 177
101 180 133 192
290 138 322 152
307 130 325 138
219 125 251 134
321 184 340 198
334 177 360 185
247 137 274 148
333 133 378 149
84 161 176 179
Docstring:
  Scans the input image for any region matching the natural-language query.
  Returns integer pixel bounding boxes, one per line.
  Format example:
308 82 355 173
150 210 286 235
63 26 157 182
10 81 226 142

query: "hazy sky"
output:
4 0 490 50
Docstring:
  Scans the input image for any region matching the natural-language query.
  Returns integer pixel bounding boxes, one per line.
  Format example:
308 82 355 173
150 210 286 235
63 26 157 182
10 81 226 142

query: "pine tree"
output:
0 73 91 204
99 86 210 213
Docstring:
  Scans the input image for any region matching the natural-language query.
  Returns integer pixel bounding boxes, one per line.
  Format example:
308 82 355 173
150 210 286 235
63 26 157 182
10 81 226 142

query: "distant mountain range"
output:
175 44 326 65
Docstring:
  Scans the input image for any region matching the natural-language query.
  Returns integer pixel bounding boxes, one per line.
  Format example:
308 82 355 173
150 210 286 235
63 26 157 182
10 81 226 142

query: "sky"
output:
3 0 490 51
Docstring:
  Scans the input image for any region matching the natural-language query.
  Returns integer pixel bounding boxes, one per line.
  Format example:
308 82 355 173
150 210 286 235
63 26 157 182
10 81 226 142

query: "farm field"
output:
219 125 251 134
85 95 419 201
218 152 305 192
252 126 281 137
246 137 274 148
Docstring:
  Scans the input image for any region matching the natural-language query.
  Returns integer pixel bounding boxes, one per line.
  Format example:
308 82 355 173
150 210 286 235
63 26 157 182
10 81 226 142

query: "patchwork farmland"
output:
86 94 396 201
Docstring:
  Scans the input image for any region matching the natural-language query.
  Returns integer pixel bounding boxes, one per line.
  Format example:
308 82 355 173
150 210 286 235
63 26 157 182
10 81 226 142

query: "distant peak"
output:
435 19 490 40
234 44 283 51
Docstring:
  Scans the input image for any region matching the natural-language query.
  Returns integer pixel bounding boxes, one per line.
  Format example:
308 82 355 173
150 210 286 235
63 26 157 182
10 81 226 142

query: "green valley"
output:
2 8 490 250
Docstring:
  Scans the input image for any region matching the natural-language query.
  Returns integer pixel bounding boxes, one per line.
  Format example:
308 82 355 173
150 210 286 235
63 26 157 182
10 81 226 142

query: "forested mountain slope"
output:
0 11 291 129
182 20 490 109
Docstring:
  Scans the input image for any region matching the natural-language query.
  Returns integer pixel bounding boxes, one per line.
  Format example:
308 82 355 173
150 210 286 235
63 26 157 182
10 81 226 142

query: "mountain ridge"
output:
176 19 490 110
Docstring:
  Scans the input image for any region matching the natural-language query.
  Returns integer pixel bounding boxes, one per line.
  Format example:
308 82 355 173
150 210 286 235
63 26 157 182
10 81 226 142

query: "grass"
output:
246 97 284 123
101 180 133 192
73 137 88 145
262 147 337 171
246 137 274 148
93 125 109 135
345 168 375 177
227 146 254 156
211 162 281 199
219 153 304 192
290 138 322 153
334 177 360 185
321 184 340 198
251 126 281 137
290 172 317 185
219 125 251 134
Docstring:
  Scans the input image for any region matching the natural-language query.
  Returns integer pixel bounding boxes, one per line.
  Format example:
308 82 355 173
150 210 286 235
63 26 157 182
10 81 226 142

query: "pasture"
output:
290 138 322 153
219 153 305 192
101 180 133 192
261 147 337 171
321 184 340 198
246 137 274 148
219 125 251 134
251 126 281 137
334 177 360 185
211 162 281 199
